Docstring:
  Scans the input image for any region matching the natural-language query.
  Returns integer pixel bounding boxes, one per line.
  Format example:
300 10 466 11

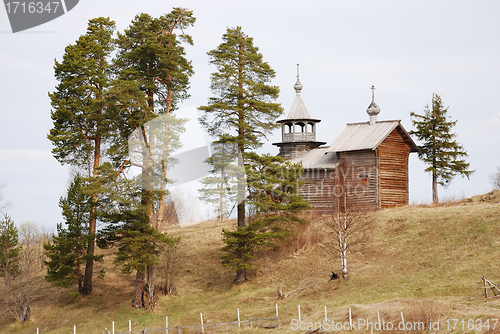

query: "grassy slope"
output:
2 195 500 333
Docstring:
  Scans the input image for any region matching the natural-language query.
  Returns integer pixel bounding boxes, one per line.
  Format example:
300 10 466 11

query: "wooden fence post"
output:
166 316 168 334
129 320 132 333
298 304 301 322
276 303 280 327
74 325 76 334
324 306 327 321
237 308 240 328
200 313 204 333
176 325 180 334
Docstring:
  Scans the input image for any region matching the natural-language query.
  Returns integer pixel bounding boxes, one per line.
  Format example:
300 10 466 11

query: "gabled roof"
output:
326 120 419 153
288 147 339 169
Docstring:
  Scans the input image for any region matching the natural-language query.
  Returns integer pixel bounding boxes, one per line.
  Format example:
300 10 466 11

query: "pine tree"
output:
44 175 103 292
105 8 195 309
199 27 283 283
220 154 310 275
410 94 474 203
48 17 116 295
0 214 21 285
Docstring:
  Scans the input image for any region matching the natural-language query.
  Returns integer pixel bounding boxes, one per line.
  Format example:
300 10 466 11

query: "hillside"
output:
2 194 500 333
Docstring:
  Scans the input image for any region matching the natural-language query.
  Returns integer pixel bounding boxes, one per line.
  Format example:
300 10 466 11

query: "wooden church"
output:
273 71 419 212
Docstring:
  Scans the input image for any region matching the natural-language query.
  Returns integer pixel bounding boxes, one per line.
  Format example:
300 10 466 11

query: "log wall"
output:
376 127 411 208
299 150 378 213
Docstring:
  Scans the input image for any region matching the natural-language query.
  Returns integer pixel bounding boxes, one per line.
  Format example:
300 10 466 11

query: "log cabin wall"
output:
299 169 336 213
343 150 378 211
376 127 411 208
299 150 378 213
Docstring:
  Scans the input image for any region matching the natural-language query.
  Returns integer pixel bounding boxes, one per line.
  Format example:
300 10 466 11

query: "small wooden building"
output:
273 77 418 212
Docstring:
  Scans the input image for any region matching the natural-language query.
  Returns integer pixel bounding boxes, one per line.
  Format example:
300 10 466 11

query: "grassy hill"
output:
2 192 500 333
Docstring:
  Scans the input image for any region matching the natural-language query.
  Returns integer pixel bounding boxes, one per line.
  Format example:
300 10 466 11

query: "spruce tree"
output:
0 214 21 285
199 27 283 283
410 93 474 203
220 154 310 274
48 17 115 295
44 175 103 292
96 177 179 309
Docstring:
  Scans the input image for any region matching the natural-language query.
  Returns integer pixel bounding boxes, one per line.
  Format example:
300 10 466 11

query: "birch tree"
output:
322 156 373 280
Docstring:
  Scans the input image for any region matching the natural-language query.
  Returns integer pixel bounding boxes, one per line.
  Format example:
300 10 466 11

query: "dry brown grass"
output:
1 200 500 333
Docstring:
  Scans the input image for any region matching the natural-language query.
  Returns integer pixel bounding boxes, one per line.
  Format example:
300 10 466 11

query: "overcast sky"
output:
1 0 499 230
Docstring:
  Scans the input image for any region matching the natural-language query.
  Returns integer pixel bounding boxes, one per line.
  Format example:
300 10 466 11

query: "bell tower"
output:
273 65 326 159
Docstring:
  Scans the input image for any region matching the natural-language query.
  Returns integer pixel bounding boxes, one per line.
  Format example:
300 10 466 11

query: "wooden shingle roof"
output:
326 120 419 153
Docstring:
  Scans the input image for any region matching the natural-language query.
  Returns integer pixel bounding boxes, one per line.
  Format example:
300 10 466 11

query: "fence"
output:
105 304 281 334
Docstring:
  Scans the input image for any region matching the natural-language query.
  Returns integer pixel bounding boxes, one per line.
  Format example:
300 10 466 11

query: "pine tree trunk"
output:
235 268 247 284
146 264 157 310
82 139 100 295
432 170 438 203
235 145 247 283
132 269 146 309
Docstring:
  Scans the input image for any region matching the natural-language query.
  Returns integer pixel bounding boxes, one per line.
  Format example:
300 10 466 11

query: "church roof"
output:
326 120 419 153
288 147 339 169
286 93 312 120
278 65 320 122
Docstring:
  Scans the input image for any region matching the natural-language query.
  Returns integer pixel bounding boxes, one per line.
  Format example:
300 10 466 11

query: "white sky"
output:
1 0 500 230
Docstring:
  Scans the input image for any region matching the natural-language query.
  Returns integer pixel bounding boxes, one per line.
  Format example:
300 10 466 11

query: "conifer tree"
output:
199 27 283 283
96 177 179 309
410 94 474 203
48 17 115 295
44 175 103 292
0 214 21 285
220 154 309 274
106 8 195 309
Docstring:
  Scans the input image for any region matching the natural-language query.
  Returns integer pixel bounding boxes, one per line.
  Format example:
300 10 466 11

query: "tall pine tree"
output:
48 17 115 295
106 8 195 309
410 93 474 202
199 27 283 283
